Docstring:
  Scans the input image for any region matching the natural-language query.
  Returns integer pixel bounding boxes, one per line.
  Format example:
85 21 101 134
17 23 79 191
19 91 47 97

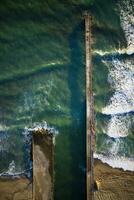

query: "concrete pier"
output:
84 12 94 200
32 130 54 200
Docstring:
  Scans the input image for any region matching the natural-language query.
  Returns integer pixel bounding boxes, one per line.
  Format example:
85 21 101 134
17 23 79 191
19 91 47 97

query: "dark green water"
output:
0 0 133 199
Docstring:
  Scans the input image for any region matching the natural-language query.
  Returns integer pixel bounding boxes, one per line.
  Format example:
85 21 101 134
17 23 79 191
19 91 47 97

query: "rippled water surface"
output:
0 0 133 199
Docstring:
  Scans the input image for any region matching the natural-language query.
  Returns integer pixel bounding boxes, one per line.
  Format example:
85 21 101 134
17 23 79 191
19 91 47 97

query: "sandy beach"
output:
94 159 134 200
0 159 134 200
0 176 32 200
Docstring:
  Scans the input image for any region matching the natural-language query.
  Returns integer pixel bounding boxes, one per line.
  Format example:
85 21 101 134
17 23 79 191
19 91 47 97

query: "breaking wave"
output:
102 58 134 115
109 138 121 155
94 153 134 171
96 0 134 171
0 160 32 177
0 121 58 177
24 121 59 135
118 0 134 55
106 115 132 138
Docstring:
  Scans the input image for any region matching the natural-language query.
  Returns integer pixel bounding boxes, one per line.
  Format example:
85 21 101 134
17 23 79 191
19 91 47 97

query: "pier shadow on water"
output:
55 21 86 200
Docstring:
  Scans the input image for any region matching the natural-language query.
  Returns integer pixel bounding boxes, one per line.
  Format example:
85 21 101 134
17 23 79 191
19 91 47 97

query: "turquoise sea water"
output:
0 0 133 199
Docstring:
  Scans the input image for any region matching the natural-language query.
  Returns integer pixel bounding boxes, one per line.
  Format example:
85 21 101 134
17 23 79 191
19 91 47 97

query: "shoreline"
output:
94 158 134 200
94 153 134 171
0 158 133 199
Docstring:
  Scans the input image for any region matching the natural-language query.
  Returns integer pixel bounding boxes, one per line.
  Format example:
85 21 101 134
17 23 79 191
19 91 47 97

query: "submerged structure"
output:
32 129 54 200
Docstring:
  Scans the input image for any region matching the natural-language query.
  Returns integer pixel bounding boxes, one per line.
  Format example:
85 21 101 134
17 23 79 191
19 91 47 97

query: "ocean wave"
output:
93 49 134 56
23 121 59 135
109 138 121 155
22 121 58 175
106 115 132 138
94 153 134 171
0 121 58 177
102 92 134 115
102 1 134 117
0 124 9 132
118 0 134 55
102 58 134 115
0 160 32 178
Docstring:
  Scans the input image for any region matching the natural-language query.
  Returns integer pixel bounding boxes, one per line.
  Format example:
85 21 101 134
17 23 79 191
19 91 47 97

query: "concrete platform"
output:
32 129 54 200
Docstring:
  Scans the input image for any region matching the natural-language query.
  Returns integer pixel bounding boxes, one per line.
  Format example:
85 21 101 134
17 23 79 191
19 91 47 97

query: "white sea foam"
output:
103 92 134 115
106 115 132 138
93 49 133 56
22 121 58 148
100 2 134 165
103 1 134 116
102 59 134 115
6 160 16 175
0 121 58 177
94 153 134 171
0 124 8 132
119 0 134 55
109 138 121 155
0 160 32 177
93 1 134 56
19 79 54 115
23 121 59 135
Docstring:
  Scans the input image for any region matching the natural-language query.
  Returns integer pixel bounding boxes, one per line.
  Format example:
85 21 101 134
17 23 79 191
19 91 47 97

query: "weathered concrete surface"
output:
94 159 134 200
84 12 94 200
0 177 32 200
33 130 54 200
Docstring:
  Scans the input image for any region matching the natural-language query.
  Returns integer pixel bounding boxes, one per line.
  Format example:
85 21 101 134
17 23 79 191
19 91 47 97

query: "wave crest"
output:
106 115 132 138
102 58 134 115
94 153 134 171
119 0 134 55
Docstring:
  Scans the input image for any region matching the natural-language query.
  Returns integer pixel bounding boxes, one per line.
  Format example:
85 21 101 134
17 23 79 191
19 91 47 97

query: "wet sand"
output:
0 159 133 200
0 176 32 200
94 159 134 200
